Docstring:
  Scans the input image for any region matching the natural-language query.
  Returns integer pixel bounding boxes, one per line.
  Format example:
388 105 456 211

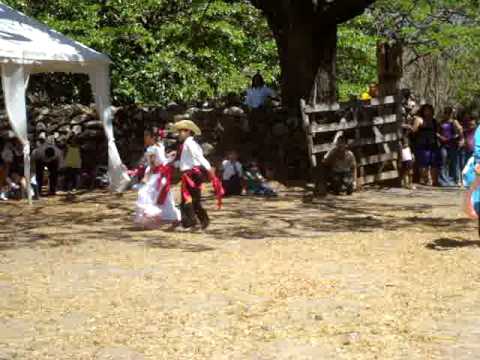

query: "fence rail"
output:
301 95 402 187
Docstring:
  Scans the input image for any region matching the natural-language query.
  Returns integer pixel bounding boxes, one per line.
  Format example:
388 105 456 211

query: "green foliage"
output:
370 0 480 106
337 17 377 101
3 0 279 105
3 0 479 108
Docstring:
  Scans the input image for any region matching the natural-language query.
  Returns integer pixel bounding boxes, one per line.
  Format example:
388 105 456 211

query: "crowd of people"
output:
0 132 105 201
2 71 479 214
401 103 477 189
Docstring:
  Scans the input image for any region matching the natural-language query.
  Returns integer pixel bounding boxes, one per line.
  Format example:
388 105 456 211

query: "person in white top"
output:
134 129 181 227
244 72 276 109
173 120 224 230
221 150 243 196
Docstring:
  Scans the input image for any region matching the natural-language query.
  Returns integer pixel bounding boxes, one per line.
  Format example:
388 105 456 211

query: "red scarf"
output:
152 164 173 205
177 142 224 209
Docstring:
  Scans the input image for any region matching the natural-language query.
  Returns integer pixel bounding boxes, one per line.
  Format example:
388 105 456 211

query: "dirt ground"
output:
0 185 479 360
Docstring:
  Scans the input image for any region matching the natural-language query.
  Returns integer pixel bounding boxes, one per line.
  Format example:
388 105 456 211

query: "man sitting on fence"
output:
323 136 357 195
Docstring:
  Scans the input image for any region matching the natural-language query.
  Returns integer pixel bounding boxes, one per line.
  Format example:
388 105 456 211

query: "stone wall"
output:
0 103 310 180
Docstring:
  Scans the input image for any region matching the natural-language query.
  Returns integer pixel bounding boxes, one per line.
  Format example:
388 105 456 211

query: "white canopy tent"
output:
0 3 130 203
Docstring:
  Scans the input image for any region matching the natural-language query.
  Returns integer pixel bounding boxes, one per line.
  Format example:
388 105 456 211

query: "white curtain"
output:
1 63 32 203
89 65 130 192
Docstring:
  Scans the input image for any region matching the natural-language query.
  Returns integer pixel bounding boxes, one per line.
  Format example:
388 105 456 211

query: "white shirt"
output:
178 137 211 172
222 160 243 181
401 147 413 162
245 86 275 109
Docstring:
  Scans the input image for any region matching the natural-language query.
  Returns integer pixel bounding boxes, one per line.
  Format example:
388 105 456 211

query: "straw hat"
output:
173 119 202 136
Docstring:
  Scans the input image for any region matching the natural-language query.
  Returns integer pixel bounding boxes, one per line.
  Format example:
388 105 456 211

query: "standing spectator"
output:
244 72 276 110
412 104 441 186
459 112 477 173
323 136 357 195
437 107 463 186
32 136 63 196
64 136 82 194
221 150 243 196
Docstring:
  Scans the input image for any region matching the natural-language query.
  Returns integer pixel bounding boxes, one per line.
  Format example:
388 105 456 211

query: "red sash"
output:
177 141 224 209
152 164 173 205
181 166 224 209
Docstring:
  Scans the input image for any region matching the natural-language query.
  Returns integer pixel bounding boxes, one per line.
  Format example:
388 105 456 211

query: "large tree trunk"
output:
272 20 337 108
250 0 374 109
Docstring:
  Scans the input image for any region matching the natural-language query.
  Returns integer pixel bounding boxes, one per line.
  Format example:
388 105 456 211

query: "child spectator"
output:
64 136 82 193
221 150 243 196
244 161 277 197
323 136 357 195
401 137 415 190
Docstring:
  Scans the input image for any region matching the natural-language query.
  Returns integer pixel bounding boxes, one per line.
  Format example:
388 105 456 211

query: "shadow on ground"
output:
0 187 472 250
425 238 480 251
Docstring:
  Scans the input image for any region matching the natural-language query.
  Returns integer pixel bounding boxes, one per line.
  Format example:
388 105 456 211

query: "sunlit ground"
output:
0 185 479 359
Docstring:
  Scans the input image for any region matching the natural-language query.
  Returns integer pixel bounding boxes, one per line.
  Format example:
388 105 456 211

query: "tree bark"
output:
272 20 337 108
249 0 374 109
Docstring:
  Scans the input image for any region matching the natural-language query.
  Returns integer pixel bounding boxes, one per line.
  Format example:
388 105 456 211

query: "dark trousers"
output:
222 175 242 196
181 172 209 229
36 160 59 195
64 167 80 192
329 170 354 195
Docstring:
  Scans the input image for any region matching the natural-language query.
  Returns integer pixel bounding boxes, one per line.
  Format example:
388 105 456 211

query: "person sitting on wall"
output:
323 136 357 195
244 71 276 110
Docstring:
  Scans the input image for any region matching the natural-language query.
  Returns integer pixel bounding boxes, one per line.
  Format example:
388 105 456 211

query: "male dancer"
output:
173 120 223 229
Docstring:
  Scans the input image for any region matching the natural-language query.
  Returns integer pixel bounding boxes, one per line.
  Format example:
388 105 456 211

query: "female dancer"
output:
134 129 181 227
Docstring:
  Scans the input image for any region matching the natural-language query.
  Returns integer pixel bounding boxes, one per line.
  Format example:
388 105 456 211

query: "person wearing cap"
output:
31 135 63 196
173 119 224 230
134 128 180 227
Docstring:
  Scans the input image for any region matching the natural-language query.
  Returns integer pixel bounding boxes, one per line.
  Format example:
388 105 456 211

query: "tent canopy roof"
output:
0 3 110 73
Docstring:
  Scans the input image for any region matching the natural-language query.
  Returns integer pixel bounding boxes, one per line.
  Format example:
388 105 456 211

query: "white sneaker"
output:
0 193 8 201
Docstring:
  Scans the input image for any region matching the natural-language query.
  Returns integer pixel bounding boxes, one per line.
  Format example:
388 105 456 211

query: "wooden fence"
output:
300 95 403 187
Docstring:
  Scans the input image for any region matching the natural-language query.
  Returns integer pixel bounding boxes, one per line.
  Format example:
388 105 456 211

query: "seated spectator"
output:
221 150 243 196
244 72 276 110
32 135 63 196
2 136 24 181
5 173 37 200
0 156 7 201
244 161 277 197
323 136 357 195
